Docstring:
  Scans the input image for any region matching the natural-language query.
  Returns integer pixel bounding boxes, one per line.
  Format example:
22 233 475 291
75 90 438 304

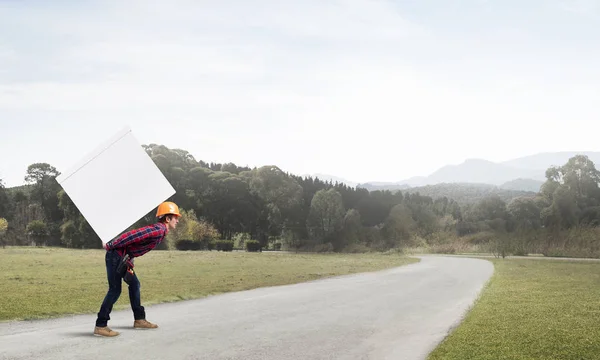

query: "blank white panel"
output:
56 126 175 244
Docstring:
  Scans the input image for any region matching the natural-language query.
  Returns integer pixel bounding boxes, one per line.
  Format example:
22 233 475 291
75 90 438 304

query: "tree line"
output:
1 145 599 257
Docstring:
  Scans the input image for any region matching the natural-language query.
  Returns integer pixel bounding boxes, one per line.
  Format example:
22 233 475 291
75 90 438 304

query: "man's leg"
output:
94 251 122 336
128 270 158 329
127 270 145 320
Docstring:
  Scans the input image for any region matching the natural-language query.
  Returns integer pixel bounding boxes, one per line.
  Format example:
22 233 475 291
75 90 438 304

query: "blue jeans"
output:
95 250 145 327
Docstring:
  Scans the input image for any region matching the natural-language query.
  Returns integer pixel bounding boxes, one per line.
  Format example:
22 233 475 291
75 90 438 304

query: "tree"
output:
307 188 345 243
26 220 48 246
59 220 80 248
0 178 9 220
381 204 416 248
24 163 63 224
14 141 586 254
540 155 600 228
552 186 578 228
339 209 363 250
242 166 303 244
201 172 261 239
547 155 600 204
507 196 541 232
0 217 7 248
406 202 438 236
24 163 60 184
356 195 392 227
475 195 508 222
57 190 101 248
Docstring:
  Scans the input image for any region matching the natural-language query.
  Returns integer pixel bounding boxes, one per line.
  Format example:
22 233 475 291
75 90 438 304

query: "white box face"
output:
56 126 176 244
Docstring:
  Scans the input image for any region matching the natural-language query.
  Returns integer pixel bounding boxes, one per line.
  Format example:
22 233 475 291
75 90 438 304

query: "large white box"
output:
56 126 176 244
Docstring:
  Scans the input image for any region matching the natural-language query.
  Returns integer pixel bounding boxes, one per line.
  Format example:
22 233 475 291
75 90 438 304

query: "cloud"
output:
557 0 599 17
0 0 436 116
1 0 600 186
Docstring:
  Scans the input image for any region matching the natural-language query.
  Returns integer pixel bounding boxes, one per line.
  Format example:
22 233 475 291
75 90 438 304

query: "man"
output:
93 201 181 337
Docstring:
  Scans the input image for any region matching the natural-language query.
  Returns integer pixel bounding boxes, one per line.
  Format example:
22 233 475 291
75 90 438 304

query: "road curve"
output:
0 255 493 360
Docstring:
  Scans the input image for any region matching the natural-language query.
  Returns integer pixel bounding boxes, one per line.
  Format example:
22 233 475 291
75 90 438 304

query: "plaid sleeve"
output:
106 225 158 250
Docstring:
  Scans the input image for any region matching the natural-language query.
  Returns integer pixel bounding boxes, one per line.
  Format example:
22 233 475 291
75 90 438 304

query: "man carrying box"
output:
93 201 181 337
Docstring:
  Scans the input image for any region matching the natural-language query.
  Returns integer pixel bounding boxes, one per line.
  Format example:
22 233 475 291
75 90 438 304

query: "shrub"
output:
167 209 220 251
0 218 7 249
0 218 7 234
272 242 282 251
246 240 262 252
313 242 334 253
341 243 372 253
206 240 216 251
456 220 480 236
430 243 457 254
464 231 497 244
215 240 234 252
233 232 251 248
175 239 202 251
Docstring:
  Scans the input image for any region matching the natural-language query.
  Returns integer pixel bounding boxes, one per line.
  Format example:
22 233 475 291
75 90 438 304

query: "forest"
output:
1 144 599 258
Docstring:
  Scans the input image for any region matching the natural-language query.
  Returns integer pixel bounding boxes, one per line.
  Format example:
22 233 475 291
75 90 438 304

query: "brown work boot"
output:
133 319 158 329
94 326 120 337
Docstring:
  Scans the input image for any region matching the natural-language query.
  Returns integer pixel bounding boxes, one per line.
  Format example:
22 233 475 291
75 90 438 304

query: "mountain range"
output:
308 151 600 194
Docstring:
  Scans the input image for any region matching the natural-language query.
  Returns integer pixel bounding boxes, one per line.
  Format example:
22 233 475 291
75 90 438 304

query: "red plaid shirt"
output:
106 223 167 259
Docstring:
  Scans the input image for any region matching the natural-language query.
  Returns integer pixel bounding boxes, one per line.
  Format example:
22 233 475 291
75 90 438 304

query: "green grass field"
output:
0 247 419 322
428 257 600 360
4 247 600 358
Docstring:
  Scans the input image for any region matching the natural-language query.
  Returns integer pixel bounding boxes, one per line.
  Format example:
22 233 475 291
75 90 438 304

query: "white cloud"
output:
1 0 600 187
558 0 600 17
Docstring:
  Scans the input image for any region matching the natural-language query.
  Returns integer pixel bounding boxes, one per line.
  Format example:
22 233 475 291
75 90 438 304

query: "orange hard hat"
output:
156 201 181 218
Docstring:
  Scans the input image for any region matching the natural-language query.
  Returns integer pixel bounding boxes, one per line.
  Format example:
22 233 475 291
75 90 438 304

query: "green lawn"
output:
429 257 600 360
0 247 419 322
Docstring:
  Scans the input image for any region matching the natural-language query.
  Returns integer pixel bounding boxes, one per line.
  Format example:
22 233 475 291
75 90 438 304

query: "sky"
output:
1 0 599 188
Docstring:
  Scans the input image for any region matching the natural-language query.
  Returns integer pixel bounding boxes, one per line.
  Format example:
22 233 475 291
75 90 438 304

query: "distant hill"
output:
500 151 600 170
303 173 359 188
401 183 537 205
355 183 410 191
357 151 600 192
425 158 541 185
500 178 544 192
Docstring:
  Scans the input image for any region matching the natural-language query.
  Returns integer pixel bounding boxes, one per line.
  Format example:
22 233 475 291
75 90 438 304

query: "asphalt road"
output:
0 255 493 360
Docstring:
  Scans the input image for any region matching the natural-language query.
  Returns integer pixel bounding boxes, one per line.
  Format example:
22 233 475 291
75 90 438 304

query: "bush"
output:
175 239 202 251
341 243 373 253
215 240 234 252
272 242 282 251
456 220 480 236
206 240 216 251
246 240 262 252
167 209 220 251
430 240 480 254
0 218 8 235
313 242 334 253
430 243 457 254
233 232 251 248
464 231 497 244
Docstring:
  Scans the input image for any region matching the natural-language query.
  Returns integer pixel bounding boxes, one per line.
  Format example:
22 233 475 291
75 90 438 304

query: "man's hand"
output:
102 242 109 250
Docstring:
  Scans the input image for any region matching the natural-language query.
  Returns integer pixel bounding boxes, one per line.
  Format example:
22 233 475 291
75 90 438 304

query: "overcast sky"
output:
1 0 599 188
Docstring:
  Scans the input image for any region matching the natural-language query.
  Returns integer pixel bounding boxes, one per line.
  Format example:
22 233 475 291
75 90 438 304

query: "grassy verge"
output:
428 257 600 360
0 247 419 322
